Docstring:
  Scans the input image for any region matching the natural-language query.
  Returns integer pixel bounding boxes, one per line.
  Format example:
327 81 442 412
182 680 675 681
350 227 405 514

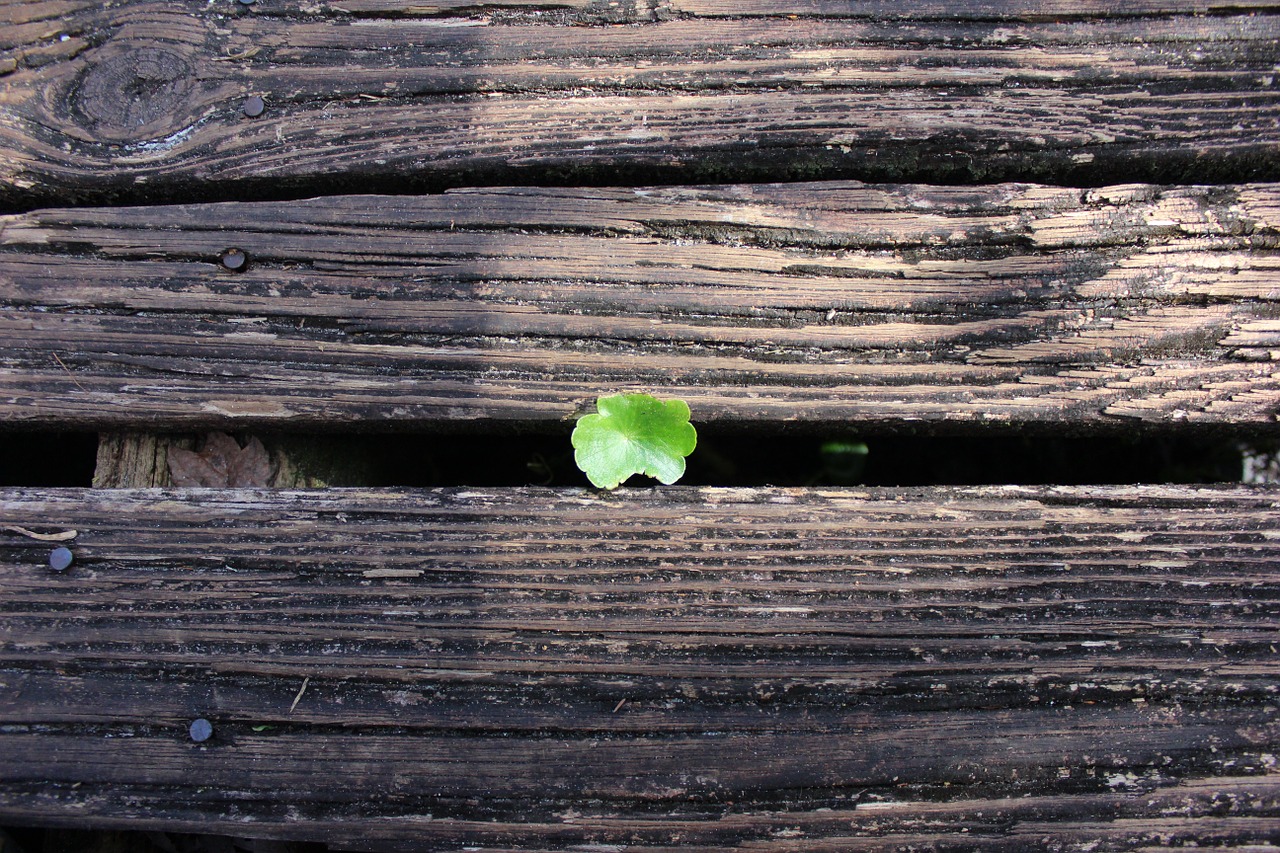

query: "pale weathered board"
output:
1 1 1278 204
1 181 1278 428
0 485 1277 850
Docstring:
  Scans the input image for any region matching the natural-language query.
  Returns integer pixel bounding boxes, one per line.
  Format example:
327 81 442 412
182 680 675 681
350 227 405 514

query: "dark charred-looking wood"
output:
1 2 1278 204
0 485 1277 850
2 181 1278 430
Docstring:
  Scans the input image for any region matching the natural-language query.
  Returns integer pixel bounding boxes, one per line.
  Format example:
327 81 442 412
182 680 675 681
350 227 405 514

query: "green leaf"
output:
571 394 697 489
820 439 869 484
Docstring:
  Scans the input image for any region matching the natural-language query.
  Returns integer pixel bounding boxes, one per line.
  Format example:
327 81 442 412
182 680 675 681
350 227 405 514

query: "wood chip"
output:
2 525 77 542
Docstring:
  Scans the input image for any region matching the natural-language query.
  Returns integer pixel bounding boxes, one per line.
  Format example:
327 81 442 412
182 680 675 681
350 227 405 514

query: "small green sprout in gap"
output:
571 394 697 490
820 440 869 485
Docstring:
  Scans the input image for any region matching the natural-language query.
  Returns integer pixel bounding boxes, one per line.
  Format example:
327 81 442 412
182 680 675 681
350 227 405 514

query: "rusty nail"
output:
220 248 247 271
242 95 265 118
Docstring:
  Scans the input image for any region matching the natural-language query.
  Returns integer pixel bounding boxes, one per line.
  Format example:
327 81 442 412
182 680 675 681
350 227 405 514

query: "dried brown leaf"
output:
201 432 242 476
229 437 273 487
167 447 225 487
168 433 274 487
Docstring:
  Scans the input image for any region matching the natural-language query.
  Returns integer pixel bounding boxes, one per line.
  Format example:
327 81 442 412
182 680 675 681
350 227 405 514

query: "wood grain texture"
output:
288 0 1280 17
2 181 1279 429
91 432 195 488
1 1 1278 203
671 0 1280 17
0 485 1277 850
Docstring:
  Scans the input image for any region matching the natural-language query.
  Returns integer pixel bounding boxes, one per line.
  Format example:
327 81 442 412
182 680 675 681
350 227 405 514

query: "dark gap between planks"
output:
0 826 326 853
0 431 1264 488
6 151 1280 215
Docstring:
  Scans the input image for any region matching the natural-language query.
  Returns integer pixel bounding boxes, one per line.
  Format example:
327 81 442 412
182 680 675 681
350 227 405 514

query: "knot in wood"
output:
73 46 195 143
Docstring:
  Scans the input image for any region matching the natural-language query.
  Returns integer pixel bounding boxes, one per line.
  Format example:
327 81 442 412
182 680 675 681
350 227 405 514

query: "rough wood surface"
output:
2 181 1278 429
0 485 1277 850
1 1 1277 204
91 433 191 488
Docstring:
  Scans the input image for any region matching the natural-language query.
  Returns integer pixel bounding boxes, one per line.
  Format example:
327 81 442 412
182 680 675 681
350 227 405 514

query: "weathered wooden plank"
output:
2 181 1278 428
669 0 1280 17
0 485 1277 849
1 2 1277 203
298 0 1280 17
6 784 1280 853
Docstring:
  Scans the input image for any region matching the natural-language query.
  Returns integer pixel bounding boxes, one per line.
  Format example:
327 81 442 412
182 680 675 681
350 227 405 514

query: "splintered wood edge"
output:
0 486 1277 848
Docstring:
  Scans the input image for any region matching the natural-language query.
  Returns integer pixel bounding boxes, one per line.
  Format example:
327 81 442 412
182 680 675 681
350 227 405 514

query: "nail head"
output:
242 95 265 118
237 0 256 5
49 547 73 572
189 718 214 743
220 248 247 271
